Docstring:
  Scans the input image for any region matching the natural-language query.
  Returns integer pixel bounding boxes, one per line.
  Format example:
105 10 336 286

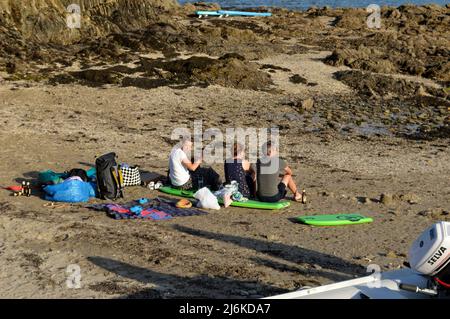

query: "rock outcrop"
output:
0 0 178 43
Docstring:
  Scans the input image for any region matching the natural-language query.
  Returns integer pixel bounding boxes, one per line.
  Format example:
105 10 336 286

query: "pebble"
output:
418 210 432 217
416 86 427 96
301 98 314 111
358 197 370 204
400 193 420 204
284 113 299 121
418 209 449 218
386 251 398 258
289 74 308 84
238 290 249 296
322 191 334 197
380 193 394 205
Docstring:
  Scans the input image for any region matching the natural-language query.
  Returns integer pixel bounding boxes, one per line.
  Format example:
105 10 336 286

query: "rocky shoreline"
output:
1 2 449 139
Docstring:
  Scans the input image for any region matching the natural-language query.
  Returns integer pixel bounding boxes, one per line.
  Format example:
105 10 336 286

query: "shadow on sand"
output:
172 225 365 281
87 256 288 299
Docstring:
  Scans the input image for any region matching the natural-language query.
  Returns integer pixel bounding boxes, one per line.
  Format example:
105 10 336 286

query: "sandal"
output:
43 202 70 209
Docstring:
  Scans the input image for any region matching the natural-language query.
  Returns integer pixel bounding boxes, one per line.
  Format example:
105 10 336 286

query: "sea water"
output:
179 0 449 10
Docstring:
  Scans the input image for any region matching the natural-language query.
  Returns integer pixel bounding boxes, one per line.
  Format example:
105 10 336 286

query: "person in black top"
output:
252 141 302 203
224 143 256 198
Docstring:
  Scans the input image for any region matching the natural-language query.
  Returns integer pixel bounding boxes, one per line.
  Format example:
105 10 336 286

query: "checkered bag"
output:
120 165 141 187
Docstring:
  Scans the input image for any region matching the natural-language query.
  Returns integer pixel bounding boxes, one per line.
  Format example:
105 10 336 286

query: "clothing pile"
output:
40 168 97 203
214 181 248 204
39 168 96 185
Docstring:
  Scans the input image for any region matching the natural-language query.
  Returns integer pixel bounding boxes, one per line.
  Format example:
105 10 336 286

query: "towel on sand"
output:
88 197 207 220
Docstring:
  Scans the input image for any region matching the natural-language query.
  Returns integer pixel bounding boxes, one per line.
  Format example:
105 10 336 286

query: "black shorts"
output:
258 183 287 203
171 177 193 191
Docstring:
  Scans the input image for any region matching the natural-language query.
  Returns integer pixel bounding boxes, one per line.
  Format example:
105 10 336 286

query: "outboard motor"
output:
409 222 450 290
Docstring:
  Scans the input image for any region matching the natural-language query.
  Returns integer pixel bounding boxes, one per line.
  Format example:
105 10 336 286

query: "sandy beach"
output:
0 1 449 298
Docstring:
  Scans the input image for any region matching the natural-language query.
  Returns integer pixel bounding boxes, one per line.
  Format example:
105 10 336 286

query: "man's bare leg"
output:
281 174 302 201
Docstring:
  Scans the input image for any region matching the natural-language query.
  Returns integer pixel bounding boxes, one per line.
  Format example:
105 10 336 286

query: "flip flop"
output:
43 202 70 209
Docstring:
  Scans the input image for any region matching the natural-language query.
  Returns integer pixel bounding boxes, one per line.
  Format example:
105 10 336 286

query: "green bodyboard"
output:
296 214 373 226
159 186 290 210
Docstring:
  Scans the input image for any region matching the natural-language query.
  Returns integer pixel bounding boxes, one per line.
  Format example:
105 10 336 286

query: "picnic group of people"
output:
168 138 304 203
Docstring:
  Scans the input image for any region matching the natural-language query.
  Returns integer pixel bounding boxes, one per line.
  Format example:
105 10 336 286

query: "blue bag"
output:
44 179 96 203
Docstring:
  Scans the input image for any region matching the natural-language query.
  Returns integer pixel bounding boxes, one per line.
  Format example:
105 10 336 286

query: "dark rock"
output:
334 70 438 99
260 64 291 72
419 209 450 218
418 210 432 217
380 193 394 205
5 61 17 74
322 191 334 197
289 74 308 84
138 55 273 90
399 193 420 205
72 69 123 85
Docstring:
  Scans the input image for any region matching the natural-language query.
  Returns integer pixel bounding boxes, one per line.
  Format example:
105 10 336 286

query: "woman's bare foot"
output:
294 191 302 202
223 193 232 208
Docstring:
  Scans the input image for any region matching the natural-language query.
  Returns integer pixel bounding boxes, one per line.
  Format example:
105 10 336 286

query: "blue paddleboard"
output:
196 11 222 17
217 10 272 17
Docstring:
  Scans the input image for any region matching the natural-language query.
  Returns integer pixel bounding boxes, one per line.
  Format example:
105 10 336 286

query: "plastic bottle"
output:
301 189 307 204
26 182 31 197
198 176 204 189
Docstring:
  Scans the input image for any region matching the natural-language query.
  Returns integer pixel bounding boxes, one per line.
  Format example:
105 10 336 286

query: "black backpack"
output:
95 152 123 200
191 166 222 191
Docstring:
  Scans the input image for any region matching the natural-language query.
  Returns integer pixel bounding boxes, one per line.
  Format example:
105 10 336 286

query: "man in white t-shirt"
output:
169 138 202 189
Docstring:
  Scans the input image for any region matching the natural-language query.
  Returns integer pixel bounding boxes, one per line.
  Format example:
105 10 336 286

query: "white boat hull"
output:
266 269 434 299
